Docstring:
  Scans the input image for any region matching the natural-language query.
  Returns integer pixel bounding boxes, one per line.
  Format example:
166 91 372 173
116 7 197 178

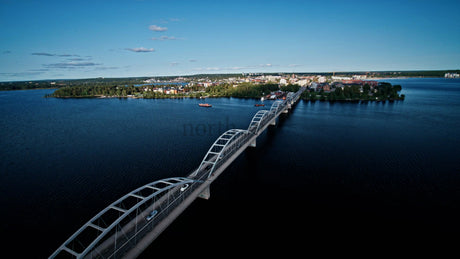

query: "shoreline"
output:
0 87 58 92
48 94 404 102
47 95 264 100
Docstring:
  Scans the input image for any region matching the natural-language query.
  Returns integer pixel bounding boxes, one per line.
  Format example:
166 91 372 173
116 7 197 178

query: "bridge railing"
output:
90 173 214 258
211 131 252 172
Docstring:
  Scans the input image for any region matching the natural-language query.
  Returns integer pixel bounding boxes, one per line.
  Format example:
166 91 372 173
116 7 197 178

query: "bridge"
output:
50 87 306 259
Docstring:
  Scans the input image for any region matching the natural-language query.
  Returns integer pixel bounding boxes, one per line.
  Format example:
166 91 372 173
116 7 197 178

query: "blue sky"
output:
0 0 459 81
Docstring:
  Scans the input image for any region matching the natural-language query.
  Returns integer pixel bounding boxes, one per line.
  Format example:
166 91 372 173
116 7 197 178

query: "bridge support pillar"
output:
282 109 288 114
270 118 276 126
249 139 256 148
198 186 211 200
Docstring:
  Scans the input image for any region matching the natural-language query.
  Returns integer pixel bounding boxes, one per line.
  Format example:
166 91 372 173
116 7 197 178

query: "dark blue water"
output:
1 78 459 257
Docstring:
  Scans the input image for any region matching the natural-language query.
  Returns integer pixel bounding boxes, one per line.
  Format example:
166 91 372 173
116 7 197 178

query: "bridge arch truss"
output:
248 110 271 134
192 129 250 179
50 177 195 259
269 100 284 114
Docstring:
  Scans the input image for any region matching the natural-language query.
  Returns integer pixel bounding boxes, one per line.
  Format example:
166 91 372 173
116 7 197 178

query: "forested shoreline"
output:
45 81 403 102
301 82 404 101
46 83 287 99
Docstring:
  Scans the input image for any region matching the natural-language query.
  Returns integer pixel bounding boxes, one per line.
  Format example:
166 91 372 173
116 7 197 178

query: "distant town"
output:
135 73 389 99
444 72 460 78
1 70 459 101
41 72 405 101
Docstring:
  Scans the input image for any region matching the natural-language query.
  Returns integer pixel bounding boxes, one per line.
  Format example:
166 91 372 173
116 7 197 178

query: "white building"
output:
310 82 318 91
317 76 327 83
144 78 157 83
296 79 309 87
445 73 460 78
265 75 281 83
279 78 288 85
332 76 352 81
353 75 367 80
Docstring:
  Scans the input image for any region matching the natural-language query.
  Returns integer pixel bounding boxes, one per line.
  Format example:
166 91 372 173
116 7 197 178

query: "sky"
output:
0 0 459 81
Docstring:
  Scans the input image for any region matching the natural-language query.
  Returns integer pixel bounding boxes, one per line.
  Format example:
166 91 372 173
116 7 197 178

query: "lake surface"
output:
1 78 459 257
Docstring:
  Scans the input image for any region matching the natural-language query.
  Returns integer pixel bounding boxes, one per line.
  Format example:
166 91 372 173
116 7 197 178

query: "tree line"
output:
301 82 404 101
48 84 185 98
47 82 300 99
204 83 301 98
205 83 280 98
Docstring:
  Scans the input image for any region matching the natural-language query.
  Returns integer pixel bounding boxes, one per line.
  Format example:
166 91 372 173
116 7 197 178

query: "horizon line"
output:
1 69 459 83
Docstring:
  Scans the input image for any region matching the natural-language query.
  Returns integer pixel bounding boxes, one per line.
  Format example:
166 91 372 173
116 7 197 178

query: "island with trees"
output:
300 81 404 102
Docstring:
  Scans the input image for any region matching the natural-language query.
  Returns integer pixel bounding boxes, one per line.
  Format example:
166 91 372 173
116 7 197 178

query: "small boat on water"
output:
199 103 212 107
254 104 265 107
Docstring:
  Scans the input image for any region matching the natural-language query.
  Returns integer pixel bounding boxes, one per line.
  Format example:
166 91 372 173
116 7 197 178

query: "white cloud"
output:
193 63 280 72
32 52 55 56
31 52 80 57
229 66 250 70
95 66 119 71
151 36 182 41
199 67 220 71
43 62 101 69
193 67 221 71
288 64 303 67
0 71 46 77
125 47 155 53
149 25 168 32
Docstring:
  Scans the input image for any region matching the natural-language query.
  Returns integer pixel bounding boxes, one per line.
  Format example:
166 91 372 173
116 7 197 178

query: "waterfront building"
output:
445 73 460 78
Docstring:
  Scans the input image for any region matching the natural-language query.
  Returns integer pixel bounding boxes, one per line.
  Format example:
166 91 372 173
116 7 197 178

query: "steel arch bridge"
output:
49 177 196 259
248 110 270 134
50 87 306 259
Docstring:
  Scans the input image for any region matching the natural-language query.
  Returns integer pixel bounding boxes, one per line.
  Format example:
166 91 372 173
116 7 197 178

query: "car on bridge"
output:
146 210 158 221
180 184 189 192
